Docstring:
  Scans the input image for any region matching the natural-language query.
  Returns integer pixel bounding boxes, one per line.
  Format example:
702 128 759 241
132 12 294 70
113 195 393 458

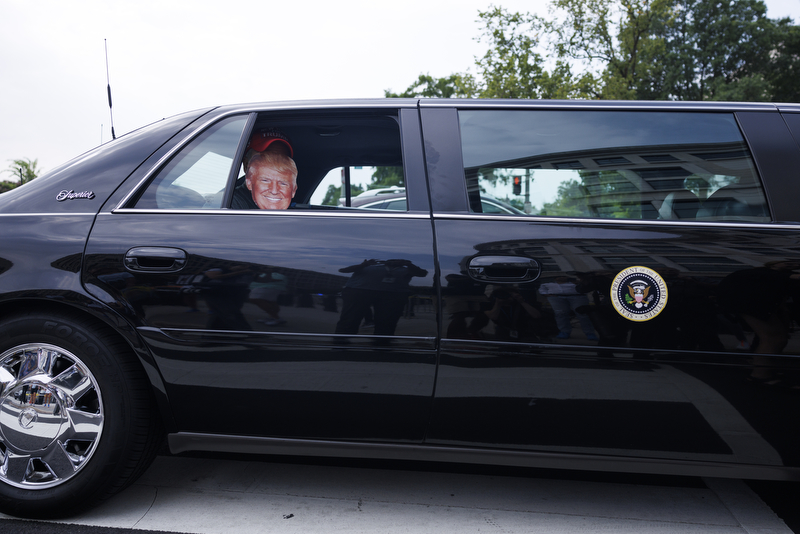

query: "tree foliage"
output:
370 166 404 188
321 183 365 206
0 181 17 193
475 6 597 99
559 0 680 99
385 74 478 98
766 19 800 102
2 158 41 192
538 179 590 217
657 0 775 100
386 0 800 102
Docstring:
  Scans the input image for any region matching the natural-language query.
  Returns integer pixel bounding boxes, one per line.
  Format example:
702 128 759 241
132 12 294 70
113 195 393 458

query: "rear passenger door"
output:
423 103 800 473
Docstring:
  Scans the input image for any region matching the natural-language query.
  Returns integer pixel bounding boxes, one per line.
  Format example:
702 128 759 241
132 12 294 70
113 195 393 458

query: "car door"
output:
422 102 800 476
83 104 438 445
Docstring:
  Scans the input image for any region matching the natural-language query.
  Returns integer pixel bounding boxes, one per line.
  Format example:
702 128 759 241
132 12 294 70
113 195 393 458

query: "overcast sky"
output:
2 0 798 176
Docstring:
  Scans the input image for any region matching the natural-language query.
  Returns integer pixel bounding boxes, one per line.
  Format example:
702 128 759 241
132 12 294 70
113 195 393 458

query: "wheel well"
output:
0 297 176 433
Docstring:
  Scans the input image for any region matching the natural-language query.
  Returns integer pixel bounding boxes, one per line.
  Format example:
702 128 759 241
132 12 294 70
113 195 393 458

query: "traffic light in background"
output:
513 176 522 195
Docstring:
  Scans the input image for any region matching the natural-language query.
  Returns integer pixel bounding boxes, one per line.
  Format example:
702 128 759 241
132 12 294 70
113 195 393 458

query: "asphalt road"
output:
0 453 797 533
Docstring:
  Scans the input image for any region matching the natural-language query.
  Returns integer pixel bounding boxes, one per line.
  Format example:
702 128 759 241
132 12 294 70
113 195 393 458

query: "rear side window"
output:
458 110 769 222
134 115 248 209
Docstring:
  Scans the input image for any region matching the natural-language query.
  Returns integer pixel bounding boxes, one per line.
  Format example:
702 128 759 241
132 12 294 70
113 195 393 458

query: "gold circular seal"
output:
610 266 668 322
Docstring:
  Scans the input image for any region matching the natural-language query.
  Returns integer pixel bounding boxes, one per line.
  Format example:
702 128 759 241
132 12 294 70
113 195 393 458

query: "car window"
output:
458 110 770 222
307 166 405 208
233 114 405 211
133 115 248 209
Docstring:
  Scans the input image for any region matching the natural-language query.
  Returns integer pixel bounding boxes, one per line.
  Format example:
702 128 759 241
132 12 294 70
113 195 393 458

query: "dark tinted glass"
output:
459 110 770 222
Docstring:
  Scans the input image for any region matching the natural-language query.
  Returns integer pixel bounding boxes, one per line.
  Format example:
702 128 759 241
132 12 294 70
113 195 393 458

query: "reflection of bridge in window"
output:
470 141 766 222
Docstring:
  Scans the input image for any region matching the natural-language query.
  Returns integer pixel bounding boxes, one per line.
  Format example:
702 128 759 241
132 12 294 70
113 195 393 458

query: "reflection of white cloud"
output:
172 152 233 197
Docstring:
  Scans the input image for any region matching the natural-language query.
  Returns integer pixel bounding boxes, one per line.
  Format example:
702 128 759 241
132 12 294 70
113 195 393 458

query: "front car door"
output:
423 101 800 478
83 102 438 450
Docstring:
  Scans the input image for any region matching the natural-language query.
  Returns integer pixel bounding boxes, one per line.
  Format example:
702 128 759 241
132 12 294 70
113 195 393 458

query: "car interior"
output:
132 111 405 211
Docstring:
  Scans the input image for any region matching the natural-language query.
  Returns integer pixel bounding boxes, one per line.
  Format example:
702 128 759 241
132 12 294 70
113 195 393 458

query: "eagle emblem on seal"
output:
625 281 653 309
611 267 668 322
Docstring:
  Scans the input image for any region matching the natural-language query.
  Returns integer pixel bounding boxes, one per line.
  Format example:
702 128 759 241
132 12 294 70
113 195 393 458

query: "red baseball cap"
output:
247 128 293 157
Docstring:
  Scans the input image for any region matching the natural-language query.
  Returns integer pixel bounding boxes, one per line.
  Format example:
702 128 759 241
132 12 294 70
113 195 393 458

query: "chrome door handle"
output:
124 247 187 273
467 255 541 283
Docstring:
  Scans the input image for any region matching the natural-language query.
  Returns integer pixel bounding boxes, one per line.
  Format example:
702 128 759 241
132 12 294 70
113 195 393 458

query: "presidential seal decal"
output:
610 266 668 322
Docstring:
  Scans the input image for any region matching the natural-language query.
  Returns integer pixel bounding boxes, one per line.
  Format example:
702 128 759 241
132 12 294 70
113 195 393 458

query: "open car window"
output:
458 110 770 222
236 113 405 211
307 166 405 208
131 112 405 212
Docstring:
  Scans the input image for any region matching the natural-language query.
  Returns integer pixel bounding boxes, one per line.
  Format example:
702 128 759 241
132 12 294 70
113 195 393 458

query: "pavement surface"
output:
0 454 793 534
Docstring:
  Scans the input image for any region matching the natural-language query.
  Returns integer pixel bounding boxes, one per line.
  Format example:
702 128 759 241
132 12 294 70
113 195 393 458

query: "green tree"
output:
0 181 17 193
369 166 404 189
385 73 478 98
761 17 800 102
546 0 673 99
387 0 798 103
538 179 590 217
385 7 597 100
658 0 775 101
476 6 598 98
5 158 41 185
321 183 365 206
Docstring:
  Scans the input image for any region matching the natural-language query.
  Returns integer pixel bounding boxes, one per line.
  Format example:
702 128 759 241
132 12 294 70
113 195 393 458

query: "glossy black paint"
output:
83 212 438 442
420 107 467 213
430 219 800 469
738 111 800 222
419 102 800 476
2 99 800 483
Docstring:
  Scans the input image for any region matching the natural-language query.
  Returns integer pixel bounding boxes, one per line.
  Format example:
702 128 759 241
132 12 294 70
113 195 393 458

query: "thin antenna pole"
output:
105 39 116 140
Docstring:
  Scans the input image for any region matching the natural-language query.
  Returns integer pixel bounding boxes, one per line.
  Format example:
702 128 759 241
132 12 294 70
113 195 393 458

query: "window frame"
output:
456 108 770 224
116 104 431 216
421 102 792 226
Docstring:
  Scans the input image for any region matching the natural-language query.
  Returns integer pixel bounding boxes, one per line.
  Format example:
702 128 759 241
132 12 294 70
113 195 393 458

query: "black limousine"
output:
1 99 799 517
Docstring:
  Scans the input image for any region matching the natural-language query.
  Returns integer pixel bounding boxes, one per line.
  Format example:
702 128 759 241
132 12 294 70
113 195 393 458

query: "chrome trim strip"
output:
419 99 779 112
151 326 436 343
213 99 419 114
108 208 431 219
432 212 800 229
0 212 97 217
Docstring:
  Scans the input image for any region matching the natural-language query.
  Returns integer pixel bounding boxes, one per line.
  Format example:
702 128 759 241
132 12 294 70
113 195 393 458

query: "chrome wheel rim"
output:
0 344 104 489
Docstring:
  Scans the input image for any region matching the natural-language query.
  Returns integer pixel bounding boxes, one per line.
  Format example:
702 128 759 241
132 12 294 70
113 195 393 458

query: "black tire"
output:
0 311 162 518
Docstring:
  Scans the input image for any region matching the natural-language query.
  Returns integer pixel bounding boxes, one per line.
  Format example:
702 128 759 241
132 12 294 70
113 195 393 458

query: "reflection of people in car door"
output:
718 259 800 385
249 268 288 326
719 260 800 355
200 264 254 331
335 259 428 336
232 129 297 210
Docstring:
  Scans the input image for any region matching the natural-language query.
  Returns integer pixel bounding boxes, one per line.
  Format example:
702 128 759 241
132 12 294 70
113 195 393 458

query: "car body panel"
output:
420 101 800 475
83 211 438 443
2 98 800 487
430 218 800 470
